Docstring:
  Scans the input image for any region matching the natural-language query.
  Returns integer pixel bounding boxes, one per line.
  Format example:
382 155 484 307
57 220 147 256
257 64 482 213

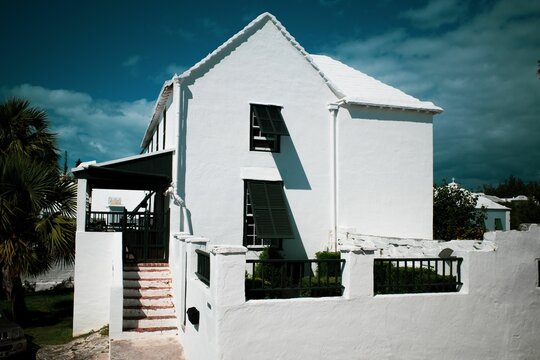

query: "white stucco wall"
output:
178 20 337 259
73 231 121 336
181 227 540 360
165 19 436 258
337 108 433 239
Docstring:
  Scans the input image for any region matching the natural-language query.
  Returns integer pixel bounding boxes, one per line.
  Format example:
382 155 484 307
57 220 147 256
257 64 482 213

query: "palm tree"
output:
0 98 75 322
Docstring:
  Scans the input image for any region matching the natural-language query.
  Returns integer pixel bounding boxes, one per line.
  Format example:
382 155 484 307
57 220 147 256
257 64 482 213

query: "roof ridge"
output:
177 12 341 99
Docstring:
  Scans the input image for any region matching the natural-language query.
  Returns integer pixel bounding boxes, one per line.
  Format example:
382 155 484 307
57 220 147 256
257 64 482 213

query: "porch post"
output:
76 178 88 231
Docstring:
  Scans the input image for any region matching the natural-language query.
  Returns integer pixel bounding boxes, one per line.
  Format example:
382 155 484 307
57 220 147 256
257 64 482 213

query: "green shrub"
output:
315 251 341 277
374 262 459 294
299 276 343 297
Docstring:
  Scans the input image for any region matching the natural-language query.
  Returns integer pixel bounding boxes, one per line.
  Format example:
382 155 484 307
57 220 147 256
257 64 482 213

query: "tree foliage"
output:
0 98 75 322
433 183 485 241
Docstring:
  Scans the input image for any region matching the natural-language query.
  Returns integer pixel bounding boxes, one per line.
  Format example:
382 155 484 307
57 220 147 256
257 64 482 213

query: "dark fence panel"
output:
196 250 211 286
374 257 463 294
245 258 345 300
86 211 163 232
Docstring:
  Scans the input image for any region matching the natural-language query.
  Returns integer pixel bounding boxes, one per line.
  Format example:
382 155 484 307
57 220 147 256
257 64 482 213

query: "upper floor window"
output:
249 104 289 152
162 110 167 150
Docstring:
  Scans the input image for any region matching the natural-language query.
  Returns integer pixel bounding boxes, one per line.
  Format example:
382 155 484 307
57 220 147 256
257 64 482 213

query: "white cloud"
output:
327 0 540 187
1 84 153 166
122 55 141 67
402 0 468 29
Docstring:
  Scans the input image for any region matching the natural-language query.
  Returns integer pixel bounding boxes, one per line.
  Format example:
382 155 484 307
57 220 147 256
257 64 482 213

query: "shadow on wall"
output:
272 135 311 190
281 193 309 260
347 106 433 123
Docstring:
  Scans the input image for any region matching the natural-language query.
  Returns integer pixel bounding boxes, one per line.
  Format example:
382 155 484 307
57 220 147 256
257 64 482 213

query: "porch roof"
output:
72 149 173 190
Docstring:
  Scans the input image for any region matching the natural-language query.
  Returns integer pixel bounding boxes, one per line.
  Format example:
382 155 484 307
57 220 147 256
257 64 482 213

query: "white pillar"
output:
209 245 247 307
76 178 88 231
341 245 375 298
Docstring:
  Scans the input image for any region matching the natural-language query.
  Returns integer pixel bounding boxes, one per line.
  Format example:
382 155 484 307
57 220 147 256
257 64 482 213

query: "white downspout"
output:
328 103 339 251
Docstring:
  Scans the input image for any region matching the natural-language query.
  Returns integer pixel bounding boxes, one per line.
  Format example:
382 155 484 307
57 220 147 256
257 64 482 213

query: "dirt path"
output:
35 331 109 360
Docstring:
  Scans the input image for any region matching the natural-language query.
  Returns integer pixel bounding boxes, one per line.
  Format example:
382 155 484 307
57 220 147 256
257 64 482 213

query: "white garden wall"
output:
72 231 121 336
180 227 540 360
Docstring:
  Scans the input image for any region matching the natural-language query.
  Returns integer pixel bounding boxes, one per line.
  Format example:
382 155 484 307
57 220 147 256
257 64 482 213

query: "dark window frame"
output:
243 180 290 249
162 110 166 150
249 104 290 153
156 123 159 151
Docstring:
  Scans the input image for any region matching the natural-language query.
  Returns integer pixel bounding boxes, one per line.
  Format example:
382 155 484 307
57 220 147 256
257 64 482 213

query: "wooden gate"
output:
123 210 169 263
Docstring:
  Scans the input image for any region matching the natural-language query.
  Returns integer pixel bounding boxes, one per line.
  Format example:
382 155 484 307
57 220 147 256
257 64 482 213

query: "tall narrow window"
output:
162 110 167 150
249 104 288 152
156 124 159 151
243 180 293 247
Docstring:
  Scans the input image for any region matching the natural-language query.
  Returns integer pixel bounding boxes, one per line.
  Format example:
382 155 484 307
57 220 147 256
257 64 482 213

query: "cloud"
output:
401 0 468 29
326 0 540 188
122 55 141 67
1 84 153 167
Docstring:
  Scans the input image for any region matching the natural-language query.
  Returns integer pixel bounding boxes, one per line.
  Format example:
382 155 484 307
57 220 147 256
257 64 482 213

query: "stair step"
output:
124 314 176 320
124 307 175 318
124 288 171 298
124 263 170 270
124 279 172 289
123 270 171 280
124 297 173 307
123 317 177 329
123 327 177 335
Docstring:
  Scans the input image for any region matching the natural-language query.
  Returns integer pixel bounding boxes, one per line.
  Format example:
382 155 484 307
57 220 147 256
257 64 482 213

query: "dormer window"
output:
249 104 289 152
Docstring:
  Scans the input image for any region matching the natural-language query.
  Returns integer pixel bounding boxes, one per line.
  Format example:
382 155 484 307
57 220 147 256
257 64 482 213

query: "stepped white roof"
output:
310 55 442 113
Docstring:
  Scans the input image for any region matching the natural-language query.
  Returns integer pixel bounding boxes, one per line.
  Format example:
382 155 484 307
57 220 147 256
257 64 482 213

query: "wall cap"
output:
186 236 209 244
210 245 248 255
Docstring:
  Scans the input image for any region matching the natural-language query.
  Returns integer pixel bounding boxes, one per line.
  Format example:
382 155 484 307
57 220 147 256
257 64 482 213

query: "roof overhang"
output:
339 97 443 114
73 149 173 191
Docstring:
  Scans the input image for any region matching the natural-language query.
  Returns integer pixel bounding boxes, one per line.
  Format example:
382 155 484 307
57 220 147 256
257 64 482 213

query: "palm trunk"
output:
2 266 27 323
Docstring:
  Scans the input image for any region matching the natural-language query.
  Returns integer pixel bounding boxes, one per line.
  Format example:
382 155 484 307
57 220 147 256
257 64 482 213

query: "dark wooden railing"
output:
196 250 210 286
85 211 162 232
245 258 345 300
374 257 463 294
86 210 167 263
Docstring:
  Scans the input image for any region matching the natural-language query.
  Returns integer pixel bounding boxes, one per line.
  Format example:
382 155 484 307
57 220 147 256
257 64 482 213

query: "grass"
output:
0 288 74 347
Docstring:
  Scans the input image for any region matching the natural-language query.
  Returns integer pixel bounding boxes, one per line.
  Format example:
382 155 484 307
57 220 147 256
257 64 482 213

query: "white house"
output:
73 10 440 334
475 193 511 231
70 13 540 360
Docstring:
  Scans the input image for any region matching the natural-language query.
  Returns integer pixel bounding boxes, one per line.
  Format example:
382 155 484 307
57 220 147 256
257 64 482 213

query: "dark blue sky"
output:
1 0 539 189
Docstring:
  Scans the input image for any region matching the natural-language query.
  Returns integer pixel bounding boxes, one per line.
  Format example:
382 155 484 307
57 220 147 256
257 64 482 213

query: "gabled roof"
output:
475 194 510 210
141 12 442 148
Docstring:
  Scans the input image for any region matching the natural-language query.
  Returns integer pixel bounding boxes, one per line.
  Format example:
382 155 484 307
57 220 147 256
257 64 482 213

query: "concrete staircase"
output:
122 263 177 335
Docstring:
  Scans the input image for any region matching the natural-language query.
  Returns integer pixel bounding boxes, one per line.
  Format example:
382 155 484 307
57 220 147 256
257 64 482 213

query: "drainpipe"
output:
328 103 339 251
172 75 188 233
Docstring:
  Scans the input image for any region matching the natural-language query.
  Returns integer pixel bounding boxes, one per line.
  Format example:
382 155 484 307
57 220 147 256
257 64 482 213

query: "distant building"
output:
475 193 511 231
